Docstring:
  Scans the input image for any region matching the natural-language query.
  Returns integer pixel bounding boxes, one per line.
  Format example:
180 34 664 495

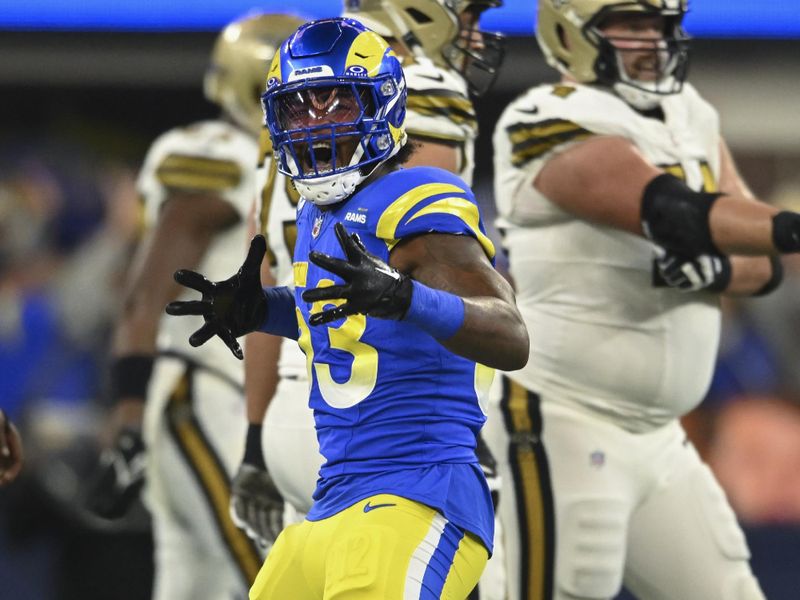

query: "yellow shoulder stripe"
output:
376 182 466 243
406 197 495 259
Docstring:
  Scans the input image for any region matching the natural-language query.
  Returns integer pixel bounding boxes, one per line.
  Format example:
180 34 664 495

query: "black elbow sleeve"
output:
640 174 721 255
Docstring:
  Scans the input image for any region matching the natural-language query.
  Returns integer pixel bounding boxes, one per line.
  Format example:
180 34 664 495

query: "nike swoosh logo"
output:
417 72 445 83
375 265 400 280
363 501 396 513
516 106 539 115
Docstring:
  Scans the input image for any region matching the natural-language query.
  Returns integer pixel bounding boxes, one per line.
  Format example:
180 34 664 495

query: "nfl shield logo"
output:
312 215 324 238
590 450 605 468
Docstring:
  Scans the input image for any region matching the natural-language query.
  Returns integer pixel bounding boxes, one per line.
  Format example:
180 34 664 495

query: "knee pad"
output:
557 497 627 599
692 465 750 561
641 174 721 255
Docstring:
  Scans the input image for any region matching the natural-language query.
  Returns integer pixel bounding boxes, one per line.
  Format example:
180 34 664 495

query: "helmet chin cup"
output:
613 80 668 111
295 170 364 206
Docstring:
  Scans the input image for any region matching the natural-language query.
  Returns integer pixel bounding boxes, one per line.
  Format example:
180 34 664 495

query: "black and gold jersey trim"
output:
156 154 242 191
407 89 477 130
499 376 555 600
165 368 262 586
507 119 594 168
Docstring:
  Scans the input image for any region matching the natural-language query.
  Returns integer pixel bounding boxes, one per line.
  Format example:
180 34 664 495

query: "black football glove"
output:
229 463 285 547
84 427 146 520
302 222 412 326
166 235 268 359
653 248 731 293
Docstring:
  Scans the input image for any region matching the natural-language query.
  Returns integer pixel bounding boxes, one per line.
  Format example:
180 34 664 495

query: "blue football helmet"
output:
262 18 408 205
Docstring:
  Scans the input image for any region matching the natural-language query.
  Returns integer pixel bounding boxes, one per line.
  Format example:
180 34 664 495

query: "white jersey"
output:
256 59 478 380
138 119 259 386
494 82 722 432
404 56 477 185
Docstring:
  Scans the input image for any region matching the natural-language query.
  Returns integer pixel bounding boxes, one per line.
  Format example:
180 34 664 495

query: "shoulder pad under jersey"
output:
346 166 494 261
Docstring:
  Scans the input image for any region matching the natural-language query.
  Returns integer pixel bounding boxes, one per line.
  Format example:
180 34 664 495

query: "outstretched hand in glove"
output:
166 235 268 359
302 223 412 325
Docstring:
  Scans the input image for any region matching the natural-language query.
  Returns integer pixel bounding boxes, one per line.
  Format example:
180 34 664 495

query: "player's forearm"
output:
113 299 162 357
244 332 282 423
441 297 529 371
724 255 783 297
708 196 779 255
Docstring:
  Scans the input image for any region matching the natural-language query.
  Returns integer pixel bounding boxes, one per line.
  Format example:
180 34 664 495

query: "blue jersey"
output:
293 166 497 551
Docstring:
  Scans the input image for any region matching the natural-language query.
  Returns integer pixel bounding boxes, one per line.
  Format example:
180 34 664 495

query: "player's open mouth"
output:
304 141 334 174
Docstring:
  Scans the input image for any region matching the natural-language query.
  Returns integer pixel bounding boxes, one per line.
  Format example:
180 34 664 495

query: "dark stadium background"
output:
1 2 799 598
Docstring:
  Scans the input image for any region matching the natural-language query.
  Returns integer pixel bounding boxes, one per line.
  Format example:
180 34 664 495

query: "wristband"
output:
258 286 300 340
110 355 154 402
403 280 465 340
772 211 800 253
243 423 266 469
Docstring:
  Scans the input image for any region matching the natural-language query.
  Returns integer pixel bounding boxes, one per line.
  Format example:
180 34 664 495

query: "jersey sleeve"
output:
403 59 477 144
370 167 495 262
493 84 633 225
495 84 615 173
136 121 258 228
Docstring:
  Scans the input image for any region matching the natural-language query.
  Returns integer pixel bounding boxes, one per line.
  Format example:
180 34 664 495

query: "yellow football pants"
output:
250 494 488 599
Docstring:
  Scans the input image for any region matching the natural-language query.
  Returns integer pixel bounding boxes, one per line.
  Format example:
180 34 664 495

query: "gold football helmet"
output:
342 0 505 95
204 12 305 136
537 0 690 107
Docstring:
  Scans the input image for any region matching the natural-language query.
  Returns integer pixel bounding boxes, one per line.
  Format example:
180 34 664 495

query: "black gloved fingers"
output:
302 284 351 304
189 322 217 348
174 269 214 294
333 222 366 263
241 235 267 281
308 251 357 279
165 300 212 317
309 303 353 326
217 327 244 360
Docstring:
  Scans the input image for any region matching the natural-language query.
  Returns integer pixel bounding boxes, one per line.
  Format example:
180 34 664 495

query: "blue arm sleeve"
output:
257 286 299 340
403 280 465 340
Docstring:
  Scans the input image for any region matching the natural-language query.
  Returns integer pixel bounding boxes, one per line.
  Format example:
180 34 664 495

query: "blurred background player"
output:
229 1 511 597
83 12 303 600
0 409 23 486
486 1 800 599
167 17 528 599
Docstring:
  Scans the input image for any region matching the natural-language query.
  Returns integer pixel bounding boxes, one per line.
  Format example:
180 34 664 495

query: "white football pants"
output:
143 355 261 600
483 376 764 600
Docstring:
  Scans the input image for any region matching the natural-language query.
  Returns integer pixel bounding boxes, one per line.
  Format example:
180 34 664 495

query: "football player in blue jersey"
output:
166 17 528 599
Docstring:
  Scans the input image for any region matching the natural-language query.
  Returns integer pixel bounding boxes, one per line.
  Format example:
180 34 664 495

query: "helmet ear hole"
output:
405 8 434 25
556 24 569 51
